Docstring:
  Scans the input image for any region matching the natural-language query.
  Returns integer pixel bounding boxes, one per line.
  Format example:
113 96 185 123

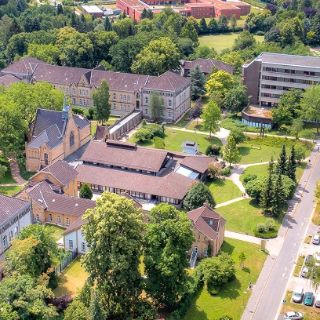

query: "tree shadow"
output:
242 267 251 274
53 274 74 297
221 240 235 255
218 278 242 299
238 146 251 156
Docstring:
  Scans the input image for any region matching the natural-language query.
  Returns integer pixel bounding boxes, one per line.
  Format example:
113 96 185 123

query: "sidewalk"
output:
225 230 262 245
8 157 26 185
215 196 246 208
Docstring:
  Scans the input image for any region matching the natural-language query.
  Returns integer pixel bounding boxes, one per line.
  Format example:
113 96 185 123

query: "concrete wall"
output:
243 59 261 105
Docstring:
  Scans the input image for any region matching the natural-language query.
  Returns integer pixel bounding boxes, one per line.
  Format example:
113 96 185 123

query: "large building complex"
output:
0 57 191 122
116 0 250 21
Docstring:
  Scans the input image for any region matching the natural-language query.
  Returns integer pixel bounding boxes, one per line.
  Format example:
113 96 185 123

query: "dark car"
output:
303 292 314 306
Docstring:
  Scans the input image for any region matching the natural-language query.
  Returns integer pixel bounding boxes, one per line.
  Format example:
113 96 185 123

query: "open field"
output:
184 238 267 320
131 127 222 153
54 258 88 297
199 33 264 53
206 179 242 204
216 198 280 235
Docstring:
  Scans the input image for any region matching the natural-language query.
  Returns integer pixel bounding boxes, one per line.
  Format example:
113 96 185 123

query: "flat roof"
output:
258 52 320 68
81 5 103 13
242 106 272 119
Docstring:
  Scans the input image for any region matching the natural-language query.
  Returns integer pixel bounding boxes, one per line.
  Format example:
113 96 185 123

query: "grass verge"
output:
0 185 23 196
293 255 305 277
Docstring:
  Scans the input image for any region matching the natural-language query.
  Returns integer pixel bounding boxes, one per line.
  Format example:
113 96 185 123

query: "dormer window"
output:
209 219 213 226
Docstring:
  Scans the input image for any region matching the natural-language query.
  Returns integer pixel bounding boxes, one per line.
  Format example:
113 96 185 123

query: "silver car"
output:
284 311 303 320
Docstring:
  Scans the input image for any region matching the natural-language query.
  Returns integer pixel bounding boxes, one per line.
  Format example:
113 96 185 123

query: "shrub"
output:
72 107 84 115
265 219 276 231
256 223 266 233
220 167 231 176
50 295 72 311
87 108 95 120
134 124 165 142
134 128 153 142
295 145 306 163
207 162 222 180
154 137 165 149
206 144 221 156
243 174 257 184
230 128 246 144
183 182 216 210
79 183 93 199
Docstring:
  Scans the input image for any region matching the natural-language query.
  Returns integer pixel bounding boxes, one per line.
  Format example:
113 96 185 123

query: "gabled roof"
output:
188 204 225 240
0 74 21 87
28 124 62 149
0 195 30 225
144 71 190 92
180 156 214 174
1 57 45 76
182 58 234 74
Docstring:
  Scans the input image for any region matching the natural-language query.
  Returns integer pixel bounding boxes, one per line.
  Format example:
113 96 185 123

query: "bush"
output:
79 183 93 199
207 162 222 180
254 220 278 238
265 218 276 231
220 167 231 176
154 137 165 149
134 124 165 142
87 108 95 120
134 128 153 142
230 128 246 144
72 107 84 115
255 31 265 36
206 144 221 156
243 174 257 184
183 182 216 210
256 223 266 233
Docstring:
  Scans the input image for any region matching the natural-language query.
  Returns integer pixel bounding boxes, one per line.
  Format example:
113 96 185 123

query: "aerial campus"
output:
1 0 320 320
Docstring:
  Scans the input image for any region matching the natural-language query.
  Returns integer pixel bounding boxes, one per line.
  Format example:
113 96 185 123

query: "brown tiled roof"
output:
1 57 45 75
183 58 234 75
77 164 194 200
180 156 214 174
0 195 30 225
0 74 21 86
144 71 191 92
81 140 168 173
40 160 78 186
188 204 225 240
63 216 87 235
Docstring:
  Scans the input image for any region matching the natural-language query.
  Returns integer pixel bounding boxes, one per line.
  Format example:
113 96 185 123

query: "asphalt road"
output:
242 145 320 320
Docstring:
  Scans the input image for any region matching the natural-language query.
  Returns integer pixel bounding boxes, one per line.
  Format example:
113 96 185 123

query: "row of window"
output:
112 93 131 102
260 92 281 99
2 227 18 250
262 75 316 85
68 239 86 252
48 214 70 226
263 66 320 77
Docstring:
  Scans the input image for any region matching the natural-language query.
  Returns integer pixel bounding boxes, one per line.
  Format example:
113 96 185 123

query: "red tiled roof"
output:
77 164 195 200
81 140 168 173
188 204 225 240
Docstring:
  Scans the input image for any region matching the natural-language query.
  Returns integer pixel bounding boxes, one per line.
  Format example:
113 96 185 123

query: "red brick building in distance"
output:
116 0 250 22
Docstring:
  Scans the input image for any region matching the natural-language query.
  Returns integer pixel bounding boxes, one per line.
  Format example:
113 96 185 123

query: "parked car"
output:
305 254 314 265
312 234 320 245
292 287 304 303
301 266 309 278
303 292 314 306
284 311 303 319
315 293 320 307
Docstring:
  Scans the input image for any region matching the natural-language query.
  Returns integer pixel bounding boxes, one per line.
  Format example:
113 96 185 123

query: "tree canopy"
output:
183 182 215 210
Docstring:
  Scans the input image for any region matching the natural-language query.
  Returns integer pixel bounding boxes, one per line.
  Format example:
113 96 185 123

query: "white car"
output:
312 234 320 245
301 266 309 278
292 287 304 303
284 311 303 319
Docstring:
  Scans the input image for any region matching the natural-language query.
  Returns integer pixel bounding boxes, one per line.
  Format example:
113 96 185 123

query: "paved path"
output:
241 145 320 320
8 157 26 185
215 196 246 208
225 230 262 245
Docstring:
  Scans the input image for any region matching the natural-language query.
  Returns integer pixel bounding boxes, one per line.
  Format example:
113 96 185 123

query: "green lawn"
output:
45 224 66 241
131 127 222 153
54 258 88 297
216 199 280 235
207 179 242 204
0 156 15 184
0 185 23 196
90 116 119 136
184 238 267 320
198 33 264 53
238 136 313 164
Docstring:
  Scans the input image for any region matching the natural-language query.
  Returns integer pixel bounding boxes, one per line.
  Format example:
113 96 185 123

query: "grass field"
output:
198 33 264 53
206 179 242 204
216 199 280 235
282 291 320 320
54 258 88 297
238 136 313 164
184 238 267 320
0 185 23 196
131 127 222 153
0 156 15 184
241 163 307 183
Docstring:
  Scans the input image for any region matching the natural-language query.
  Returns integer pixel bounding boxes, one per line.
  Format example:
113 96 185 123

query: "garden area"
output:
184 238 267 320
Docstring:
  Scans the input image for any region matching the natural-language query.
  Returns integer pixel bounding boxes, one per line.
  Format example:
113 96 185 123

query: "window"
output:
66 218 70 226
82 242 86 252
57 216 61 224
14 226 18 234
44 153 49 166
2 236 8 249
49 214 52 222
145 97 148 104
69 240 73 250
168 99 172 107
70 131 75 147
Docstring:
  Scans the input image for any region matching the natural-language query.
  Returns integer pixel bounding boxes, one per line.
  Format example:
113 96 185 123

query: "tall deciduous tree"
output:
150 92 164 122
222 135 240 166
144 203 194 308
191 65 206 100
93 80 110 124
183 182 215 210
301 84 320 133
201 101 221 137
82 192 144 318
181 19 199 45
222 84 248 113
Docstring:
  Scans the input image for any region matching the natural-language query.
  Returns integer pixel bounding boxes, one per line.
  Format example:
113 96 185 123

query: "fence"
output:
55 250 78 276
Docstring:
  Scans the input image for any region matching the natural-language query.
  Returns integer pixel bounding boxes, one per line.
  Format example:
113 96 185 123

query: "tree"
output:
144 203 194 308
0 164 7 180
301 85 320 133
181 19 199 45
208 18 219 33
112 17 134 38
201 101 221 137
183 182 215 210
82 192 144 318
27 43 60 64
64 300 90 320
178 37 194 57
238 252 246 269
287 146 297 182
229 128 246 144
260 160 274 212
150 92 164 122
104 16 112 31
131 37 181 75
222 84 248 113
290 118 304 139
6 225 59 280
0 273 57 320
207 162 222 180
79 183 93 199
277 145 287 175
233 31 256 51
93 80 110 124
222 135 240 166
191 65 206 100
271 174 285 217
199 17 208 34
197 253 235 294
230 14 237 31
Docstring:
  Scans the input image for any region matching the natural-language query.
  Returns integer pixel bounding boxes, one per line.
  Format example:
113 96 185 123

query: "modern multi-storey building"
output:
0 57 191 122
243 53 320 107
